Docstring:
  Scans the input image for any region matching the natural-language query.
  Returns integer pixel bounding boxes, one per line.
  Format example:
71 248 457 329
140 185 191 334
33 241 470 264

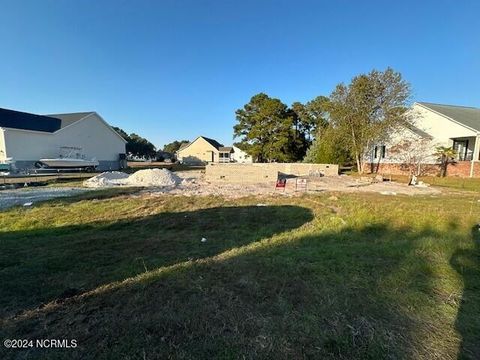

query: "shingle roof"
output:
0 108 62 133
418 102 480 132
201 136 224 149
177 136 225 153
46 112 94 128
218 146 233 152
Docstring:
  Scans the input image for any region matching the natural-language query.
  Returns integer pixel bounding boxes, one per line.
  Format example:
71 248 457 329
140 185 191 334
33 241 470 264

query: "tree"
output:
389 138 436 178
290 96 329 159
163 140 189 154
233 93 297 162
327 68 412 173
304 125 352 165
435 146 457 177
292 96 329 140
113 127 157 158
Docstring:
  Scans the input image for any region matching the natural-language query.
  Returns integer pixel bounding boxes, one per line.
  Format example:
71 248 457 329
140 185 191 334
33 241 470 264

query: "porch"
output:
218 146 233 163
450 135 480 177
451 136 480 161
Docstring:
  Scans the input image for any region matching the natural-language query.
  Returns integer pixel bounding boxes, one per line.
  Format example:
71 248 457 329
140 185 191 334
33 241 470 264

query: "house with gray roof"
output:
176 136 236 165
370 102 480 177
0 108 126 171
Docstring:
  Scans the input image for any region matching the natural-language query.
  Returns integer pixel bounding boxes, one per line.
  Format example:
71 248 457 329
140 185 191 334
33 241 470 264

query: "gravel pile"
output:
84 171 130 188
84 169 182 188
121 169 181 187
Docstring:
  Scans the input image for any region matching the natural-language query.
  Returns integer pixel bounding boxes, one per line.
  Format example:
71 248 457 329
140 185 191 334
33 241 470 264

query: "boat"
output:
36 147 99 171
0 158 15 175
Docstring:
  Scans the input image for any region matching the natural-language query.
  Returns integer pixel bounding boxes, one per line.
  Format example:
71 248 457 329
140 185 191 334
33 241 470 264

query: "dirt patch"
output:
136 171 440 198
305 175 441 196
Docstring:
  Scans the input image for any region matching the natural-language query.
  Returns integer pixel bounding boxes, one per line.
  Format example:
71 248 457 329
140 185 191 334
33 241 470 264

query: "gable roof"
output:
0 108 126 143
178 136 224 152
201 136 224 149
46 112 94 128
0 108 62 133
417 102 480 132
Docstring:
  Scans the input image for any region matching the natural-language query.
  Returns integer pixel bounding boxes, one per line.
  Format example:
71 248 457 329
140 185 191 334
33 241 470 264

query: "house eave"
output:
414 102 479 135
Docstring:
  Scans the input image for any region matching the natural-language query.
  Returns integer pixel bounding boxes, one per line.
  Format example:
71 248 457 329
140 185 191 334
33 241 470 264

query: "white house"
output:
232 145 253 163
0 108 127 171
370 102 480 177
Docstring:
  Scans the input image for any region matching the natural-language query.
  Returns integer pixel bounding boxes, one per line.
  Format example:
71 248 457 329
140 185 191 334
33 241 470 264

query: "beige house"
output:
369 102 480 177
176 136 233 165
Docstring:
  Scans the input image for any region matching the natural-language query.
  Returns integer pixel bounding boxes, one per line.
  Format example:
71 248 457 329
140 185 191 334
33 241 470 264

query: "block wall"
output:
205 163 339 183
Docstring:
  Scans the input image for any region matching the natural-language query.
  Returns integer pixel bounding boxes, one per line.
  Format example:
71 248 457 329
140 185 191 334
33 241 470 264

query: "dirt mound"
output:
84 169 181 188
121 169 181 187
84 171 130 188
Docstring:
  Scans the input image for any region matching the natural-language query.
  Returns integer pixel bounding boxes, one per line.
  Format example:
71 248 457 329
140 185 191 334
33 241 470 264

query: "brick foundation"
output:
367 161 480 178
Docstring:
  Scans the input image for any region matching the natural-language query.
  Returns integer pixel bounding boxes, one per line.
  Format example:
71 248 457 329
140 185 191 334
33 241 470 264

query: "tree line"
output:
233 67 412 173
113 126 189 160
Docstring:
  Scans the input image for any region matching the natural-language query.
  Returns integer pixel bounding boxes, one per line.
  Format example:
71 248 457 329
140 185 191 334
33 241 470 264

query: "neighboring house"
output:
0 108 126 171
176 136 232 164
369 102 480 177
232 145 253 163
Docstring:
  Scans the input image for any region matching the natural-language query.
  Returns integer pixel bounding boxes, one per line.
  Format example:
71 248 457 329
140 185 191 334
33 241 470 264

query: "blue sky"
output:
0 0 478 148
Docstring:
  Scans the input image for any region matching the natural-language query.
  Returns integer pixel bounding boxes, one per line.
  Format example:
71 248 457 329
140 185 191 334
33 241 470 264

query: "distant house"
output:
0 108 126 170
232 145 253 163
176 136 231 164
369 102 480 177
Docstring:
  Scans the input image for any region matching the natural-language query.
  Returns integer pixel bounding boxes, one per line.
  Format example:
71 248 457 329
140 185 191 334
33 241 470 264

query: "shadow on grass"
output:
0 204 313 318
2 221 474 359
450 226 480 359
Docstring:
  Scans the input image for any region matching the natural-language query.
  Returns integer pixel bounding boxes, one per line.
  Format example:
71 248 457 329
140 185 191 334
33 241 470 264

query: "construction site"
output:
0 163 440 210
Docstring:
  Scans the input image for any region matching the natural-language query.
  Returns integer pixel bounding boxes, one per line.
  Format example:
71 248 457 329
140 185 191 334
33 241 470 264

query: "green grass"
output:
1 190 479 359
347 171 480 192
390 175 480 192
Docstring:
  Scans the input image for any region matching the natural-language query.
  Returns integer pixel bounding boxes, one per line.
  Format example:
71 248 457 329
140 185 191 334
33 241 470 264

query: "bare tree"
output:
389 138 436 180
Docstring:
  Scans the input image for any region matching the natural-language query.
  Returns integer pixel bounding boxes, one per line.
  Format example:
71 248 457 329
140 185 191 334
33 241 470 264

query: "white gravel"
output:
0 187 87 210
84 169 181 188
83 171 129 187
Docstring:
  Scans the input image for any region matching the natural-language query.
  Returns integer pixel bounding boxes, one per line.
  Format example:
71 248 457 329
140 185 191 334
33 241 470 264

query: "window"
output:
452 139 470 160
373 145 386 159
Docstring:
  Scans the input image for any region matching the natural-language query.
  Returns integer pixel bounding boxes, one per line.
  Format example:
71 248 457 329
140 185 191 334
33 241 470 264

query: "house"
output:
176 136 250 165
369 102 480 177
232 145 253 163
0 108 127 171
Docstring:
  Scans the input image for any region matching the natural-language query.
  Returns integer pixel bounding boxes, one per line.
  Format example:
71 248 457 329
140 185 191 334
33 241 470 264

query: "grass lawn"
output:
347 171 480 192
1 190 479 359
391 175 480 192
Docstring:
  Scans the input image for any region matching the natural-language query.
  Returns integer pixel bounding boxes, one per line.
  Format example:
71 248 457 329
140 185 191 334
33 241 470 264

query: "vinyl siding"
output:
0 129 6 160
3 113 125 163
177 137 219 164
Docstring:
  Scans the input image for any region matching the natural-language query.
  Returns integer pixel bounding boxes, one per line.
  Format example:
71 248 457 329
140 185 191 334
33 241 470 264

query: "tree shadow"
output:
0 205 313 318
2 221 463 359
450 225 480 359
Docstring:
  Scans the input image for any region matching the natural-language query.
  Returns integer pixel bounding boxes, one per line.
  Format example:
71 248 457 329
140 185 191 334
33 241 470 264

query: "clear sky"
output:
0 0 478 148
